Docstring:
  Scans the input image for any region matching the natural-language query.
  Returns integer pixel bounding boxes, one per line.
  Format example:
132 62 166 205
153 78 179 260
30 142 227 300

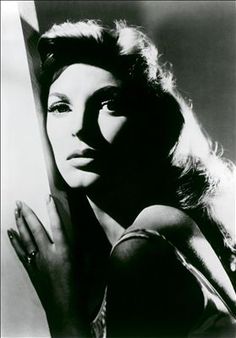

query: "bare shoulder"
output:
113 205 236 316
129 204 201 241
108 205 206 334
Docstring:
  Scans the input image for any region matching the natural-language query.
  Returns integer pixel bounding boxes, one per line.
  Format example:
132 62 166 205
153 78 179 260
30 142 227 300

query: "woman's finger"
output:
7 228 28 268
17 201 52 250
46 195 65 246
15 207 38 255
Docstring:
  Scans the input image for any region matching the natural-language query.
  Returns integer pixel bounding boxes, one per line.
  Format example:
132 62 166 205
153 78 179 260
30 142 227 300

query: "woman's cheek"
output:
46 118 66 160
46 117 57 144
98 113 127 144
47 116 67 143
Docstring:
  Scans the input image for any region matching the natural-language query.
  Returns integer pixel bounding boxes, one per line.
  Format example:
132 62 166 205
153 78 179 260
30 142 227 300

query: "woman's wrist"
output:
46 302 91 338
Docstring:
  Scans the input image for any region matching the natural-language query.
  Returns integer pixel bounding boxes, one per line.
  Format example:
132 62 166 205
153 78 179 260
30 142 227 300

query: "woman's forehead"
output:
48 63 121 99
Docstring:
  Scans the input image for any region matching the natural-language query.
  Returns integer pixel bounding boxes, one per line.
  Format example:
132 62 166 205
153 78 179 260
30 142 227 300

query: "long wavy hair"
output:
38 20 236 285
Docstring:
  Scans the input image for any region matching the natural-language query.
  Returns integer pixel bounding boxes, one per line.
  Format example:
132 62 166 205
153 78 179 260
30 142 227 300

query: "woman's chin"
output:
65 171 101 189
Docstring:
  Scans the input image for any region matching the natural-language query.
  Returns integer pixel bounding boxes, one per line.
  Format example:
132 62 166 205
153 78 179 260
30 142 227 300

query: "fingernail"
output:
16 201 22 210
15 201 22 218
11 229 18 236
15 206 21 218
14 208 20 219
7 229 14 240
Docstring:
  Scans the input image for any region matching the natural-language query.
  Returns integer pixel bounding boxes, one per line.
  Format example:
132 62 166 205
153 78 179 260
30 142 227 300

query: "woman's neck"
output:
85 170 168 243
87 197 125 245
87 173 147 222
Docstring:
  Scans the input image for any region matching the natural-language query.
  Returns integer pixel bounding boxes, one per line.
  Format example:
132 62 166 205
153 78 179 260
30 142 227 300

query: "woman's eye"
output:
99 99 120 115
48 103 71 115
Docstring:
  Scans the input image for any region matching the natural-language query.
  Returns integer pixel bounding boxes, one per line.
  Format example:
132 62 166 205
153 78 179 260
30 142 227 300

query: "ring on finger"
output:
27 250 38 264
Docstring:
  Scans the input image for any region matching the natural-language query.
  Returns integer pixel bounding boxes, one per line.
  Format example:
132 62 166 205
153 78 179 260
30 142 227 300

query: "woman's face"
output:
47 63 128 188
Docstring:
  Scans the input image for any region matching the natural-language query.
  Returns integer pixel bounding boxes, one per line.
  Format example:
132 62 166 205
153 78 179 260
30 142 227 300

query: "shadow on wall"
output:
141 1 236 162
35 1 145 31
35 1 235 162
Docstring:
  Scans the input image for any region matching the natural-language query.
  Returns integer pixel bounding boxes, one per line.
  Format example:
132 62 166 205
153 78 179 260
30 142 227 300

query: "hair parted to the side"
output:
38 20 236 274
39 20 159 81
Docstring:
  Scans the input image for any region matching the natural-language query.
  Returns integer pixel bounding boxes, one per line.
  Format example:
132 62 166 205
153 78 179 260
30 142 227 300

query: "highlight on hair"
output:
38 19 236 274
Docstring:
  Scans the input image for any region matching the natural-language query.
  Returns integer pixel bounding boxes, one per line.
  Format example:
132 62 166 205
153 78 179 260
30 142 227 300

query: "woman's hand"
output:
7 196 89 337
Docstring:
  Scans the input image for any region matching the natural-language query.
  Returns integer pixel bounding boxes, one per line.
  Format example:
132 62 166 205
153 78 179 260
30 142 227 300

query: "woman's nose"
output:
71 105 87 137
70 102 101 146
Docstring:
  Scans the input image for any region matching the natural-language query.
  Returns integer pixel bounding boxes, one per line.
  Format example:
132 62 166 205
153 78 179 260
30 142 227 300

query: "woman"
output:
8 20 236 337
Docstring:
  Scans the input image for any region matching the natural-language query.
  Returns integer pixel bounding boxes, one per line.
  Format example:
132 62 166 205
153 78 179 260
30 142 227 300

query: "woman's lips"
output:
66 148 96 160
66 149 97 168
68 157 95 168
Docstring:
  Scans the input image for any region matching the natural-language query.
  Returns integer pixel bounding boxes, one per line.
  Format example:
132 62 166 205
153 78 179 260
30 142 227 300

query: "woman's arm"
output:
8 197 90 338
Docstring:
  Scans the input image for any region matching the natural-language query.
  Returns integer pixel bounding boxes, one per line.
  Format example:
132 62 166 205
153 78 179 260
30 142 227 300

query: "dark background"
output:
35 1 236 162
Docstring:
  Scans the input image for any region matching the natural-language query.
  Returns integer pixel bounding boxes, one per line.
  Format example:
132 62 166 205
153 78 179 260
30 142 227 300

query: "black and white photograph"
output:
2 1 236 337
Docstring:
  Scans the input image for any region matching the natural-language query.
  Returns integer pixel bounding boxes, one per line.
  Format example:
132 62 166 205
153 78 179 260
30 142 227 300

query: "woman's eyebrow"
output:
48 86 121 105
48 92 70 101
92 86 121 100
